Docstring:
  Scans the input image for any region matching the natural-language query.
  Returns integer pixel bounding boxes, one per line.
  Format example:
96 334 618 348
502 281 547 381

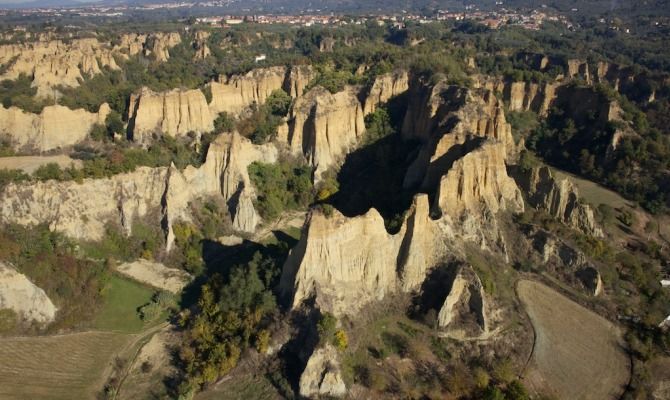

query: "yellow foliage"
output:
334 329 348 351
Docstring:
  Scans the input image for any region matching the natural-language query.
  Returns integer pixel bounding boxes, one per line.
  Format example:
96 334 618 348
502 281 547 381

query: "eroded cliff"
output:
0 103 110 152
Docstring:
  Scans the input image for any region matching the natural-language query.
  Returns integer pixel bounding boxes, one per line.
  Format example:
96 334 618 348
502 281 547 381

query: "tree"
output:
266 89 292 116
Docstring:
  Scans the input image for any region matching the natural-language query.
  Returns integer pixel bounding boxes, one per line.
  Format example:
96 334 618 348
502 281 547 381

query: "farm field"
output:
0 331 133 400
93 273 160 333
518 280 629 400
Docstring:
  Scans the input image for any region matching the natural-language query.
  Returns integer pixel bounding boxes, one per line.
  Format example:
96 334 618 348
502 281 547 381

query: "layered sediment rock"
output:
474 76 558 116
363 70 409 115
285 65 316 98
0 103 110 152
434 141 524 220
144 32 181 62
281 82 526 315
128 87 214 141
0 262 57 324
437 265 488 334
402 81 516 191
208 66 287 116
299 345 346 398
516 166 603 237
283 85 366 180
192 31 211 60
280 195 440 314
0 166 168 241
0 132 275 249
163 132 277 249
0 34 180 98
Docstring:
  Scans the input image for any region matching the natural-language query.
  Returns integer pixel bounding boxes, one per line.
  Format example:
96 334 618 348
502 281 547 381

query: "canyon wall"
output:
282 85 366 181
0 103 110 152
515 166 603 237
127 87 214 141
0 33 180 98
0 132 275 249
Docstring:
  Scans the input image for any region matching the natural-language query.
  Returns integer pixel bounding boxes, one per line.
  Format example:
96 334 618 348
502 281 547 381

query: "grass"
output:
0 331 133 400
518 280 629 400
93 274 161 333
551 168 631 209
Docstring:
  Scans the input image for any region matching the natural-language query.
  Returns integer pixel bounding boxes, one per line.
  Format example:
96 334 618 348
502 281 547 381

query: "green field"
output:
93 274 160 333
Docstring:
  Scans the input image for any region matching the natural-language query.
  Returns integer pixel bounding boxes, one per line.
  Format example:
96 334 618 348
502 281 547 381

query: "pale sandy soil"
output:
0 155 82 173
116 259 192 294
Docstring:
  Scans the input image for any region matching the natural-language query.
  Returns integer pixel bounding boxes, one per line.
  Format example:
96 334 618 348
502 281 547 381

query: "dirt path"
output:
517 280 629 400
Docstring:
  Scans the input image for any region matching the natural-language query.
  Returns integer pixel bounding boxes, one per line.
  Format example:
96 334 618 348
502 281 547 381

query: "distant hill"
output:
2 0 668 17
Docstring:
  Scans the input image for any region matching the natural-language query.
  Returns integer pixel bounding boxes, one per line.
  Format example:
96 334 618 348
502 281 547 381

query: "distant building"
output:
254 54 267 62
661 279 670 287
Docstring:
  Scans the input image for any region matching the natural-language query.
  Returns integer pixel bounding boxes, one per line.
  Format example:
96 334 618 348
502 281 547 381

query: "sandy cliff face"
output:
0 132 275 249
474 76 558 117
284 65 316 98
0 262 57 324
363 70 409 115
192 31 211 60
281 81 525 316
435 141 524 220
128 87 214 141
283 85 365 181
516 166 603 237
0 166 168 241
0 33 180 98
0 103 110 152
208 66 288 116
163 132 277 249
402 81 516 191
280 195 440 315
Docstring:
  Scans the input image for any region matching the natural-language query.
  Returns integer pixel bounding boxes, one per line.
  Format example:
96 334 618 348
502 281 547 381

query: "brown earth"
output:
518 280 629 400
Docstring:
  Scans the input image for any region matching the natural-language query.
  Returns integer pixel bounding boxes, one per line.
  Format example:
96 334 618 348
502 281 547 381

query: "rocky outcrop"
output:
437 265 488 335
128 87 214 141
474 76 558 117
116 259 192 294
0 166 168 241
402 81 516 191
0 103 110 152
208 66 287 116
0 132 275 249
0 34 180 98
163 132 277 248
299 345 346 398
192 31 211 60
284 65 316 98
283 85 366 180
0 262 56 324
144 32 181 62
533 230 604 296
516 166 603 237
280 195 440 315
0 38 120 97
363 70 409 115
434 141 524 220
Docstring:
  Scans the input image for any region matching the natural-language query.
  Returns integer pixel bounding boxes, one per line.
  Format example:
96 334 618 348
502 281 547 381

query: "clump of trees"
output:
176 251 281 396
248 158 313 221
236 89 292 144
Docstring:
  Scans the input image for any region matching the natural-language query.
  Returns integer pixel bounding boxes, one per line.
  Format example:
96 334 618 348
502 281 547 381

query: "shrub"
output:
266 89 292 116
214 112 235 133
248 159 313 221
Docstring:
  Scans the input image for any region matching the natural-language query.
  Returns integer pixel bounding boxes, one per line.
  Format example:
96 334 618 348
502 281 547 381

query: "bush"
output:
214 112 235 133
265 89 292 116
248 159 313 221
